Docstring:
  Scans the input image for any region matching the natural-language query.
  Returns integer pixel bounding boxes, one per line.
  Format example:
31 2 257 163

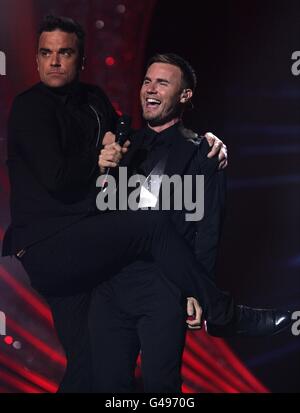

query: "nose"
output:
146 82 157 94
50 52 61 67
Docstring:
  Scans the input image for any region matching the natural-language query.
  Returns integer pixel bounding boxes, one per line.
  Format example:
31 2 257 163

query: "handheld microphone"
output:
115 114 132 146
101 114 132 190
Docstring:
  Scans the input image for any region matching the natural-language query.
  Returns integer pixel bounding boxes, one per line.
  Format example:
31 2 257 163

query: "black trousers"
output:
91 267 187 393
46 268 186 393
21 210 234 325
45 292 93 392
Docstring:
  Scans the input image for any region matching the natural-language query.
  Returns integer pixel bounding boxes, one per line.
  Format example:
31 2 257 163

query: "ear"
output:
36 55 39 72
180 88 193 104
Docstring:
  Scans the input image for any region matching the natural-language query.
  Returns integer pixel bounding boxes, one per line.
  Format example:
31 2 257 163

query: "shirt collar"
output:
39 81 84 105
143 121 182 151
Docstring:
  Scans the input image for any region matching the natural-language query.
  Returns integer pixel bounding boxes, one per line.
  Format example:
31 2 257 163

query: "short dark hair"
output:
146 53 197 91
38 15 85 59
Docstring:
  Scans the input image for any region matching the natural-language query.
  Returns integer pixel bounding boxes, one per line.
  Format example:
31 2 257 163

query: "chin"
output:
147 118 165 127
42 76 71 88
47 81 68 88
143 112 161 123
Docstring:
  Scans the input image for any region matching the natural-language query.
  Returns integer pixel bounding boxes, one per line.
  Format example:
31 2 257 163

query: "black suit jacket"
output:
121 125 226 280
2 81 117 256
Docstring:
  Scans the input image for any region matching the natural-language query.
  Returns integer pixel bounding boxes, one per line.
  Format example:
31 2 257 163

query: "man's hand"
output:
186 297 203 330
98 131 130 174
204 132 228 170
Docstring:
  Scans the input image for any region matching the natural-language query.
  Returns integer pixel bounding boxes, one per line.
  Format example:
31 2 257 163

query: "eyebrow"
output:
157 78 170 84
39 47 76 54
59 48 76 54
144 76 170 84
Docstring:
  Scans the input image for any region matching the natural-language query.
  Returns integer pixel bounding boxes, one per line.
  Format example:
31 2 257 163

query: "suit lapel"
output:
164 127 200 177
121 126 202 176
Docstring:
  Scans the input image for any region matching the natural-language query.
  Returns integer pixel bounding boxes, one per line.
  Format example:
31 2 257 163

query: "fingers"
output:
123 140 131 149
218 145 227 160
187 321 202 329
204 132 217 148
103 143 122 162
121 140 131 154
204 132 229 169
99 159 118 169
205 132 223 159
186 298 203 330
102 131 116 146
218 159 228 170
187 298 194 317
98 142 123 170
98 137 131 170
